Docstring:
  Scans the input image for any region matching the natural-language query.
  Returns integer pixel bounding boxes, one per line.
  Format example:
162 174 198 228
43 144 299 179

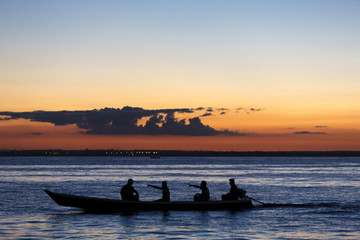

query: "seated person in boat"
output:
221 179 247 201
121 179 139 201
147 181 170 202
189 180 210 202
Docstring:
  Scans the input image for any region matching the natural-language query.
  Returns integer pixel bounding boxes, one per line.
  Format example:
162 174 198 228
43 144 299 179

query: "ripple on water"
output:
1 156 360 239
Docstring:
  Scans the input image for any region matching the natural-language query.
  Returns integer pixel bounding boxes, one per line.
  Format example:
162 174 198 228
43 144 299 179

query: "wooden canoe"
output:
44 190 254 212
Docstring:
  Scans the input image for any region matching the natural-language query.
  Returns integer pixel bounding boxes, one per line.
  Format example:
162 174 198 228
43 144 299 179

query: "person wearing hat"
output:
221 179 247 201
120 178 139 201
189 180 210 202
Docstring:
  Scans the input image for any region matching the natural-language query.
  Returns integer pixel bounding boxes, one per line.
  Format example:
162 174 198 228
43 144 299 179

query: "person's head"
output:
229 179 235 185
201 181 207 187
128 179 134 185
162 181 167 187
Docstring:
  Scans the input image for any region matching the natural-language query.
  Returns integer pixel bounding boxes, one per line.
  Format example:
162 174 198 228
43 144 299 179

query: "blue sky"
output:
1 0 360 150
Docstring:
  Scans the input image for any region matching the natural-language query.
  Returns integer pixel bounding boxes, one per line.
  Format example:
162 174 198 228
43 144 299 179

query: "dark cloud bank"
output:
0 107 243 136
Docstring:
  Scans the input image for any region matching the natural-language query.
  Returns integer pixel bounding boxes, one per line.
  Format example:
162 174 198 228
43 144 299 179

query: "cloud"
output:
315 125 328 128
249 108 263 112
192 107 229 117
293 131 327 135
31 132 43 135
0 116 13 121
0 107 241 136
201 113 213 117
235 107 264 114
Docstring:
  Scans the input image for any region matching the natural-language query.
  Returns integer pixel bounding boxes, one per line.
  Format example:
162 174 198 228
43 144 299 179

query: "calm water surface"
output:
0 156 359 239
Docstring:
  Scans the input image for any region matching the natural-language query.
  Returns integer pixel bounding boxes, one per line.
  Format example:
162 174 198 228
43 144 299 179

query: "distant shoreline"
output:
1 149 360 157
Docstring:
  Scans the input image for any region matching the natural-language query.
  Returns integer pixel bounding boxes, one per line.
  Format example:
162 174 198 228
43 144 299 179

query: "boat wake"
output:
257 202 360 210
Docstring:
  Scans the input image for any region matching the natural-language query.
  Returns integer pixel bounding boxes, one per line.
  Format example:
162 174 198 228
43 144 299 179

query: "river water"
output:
0 156 359 239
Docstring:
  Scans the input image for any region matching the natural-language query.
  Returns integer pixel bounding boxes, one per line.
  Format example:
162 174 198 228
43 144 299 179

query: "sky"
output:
1 0 360 151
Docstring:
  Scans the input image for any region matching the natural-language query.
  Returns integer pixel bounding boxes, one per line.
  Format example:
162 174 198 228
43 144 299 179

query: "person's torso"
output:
121 184 134 195
163 187 170 200
201 186 210 200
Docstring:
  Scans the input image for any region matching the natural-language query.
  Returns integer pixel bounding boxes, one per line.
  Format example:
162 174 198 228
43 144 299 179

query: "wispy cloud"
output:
31 132 43 135
201 113 213 117
293 131 327 135
235 107 264 114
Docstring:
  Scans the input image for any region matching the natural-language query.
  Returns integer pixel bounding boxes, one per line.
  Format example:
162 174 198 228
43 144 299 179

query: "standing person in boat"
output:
189 180 210 202
121 178 139 201
147 181 170 202
221 179 247 200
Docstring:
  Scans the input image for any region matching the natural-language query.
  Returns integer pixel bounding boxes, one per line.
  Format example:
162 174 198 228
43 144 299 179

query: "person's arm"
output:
147 184 162 190
189 184 200 189
131 186 139 195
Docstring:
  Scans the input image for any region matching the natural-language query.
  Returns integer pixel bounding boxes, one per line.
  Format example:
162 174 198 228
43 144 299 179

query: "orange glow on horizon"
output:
1 119 359 151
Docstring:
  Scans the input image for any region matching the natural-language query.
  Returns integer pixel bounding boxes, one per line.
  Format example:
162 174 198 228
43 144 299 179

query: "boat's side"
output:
44 190 254 212
45 190 133 212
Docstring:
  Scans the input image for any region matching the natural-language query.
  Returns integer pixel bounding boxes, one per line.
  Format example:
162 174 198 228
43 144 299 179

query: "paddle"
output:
245 195 267 205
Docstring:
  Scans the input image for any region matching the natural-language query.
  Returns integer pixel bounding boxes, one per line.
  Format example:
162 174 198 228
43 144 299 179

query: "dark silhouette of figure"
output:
221 179 247 200
147 181 170 202
189 181 210 201
121 179 139 201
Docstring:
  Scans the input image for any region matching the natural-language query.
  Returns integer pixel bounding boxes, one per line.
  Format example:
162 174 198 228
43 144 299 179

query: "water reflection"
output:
1 163 359 187
1 157 360 239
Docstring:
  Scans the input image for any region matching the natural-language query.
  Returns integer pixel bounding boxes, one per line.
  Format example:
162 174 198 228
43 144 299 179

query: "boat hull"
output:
44 190 254 212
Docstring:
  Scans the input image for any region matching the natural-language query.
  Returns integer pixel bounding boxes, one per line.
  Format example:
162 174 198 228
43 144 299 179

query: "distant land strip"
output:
1 150 360 157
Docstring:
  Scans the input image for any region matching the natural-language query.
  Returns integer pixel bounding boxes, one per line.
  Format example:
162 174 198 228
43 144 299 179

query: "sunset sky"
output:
1 0 360 151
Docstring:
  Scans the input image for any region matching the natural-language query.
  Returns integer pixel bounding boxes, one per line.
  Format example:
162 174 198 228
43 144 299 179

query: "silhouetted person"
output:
147 181 170 202
121 179 139 201
222 179 247 200
189 181 210 202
